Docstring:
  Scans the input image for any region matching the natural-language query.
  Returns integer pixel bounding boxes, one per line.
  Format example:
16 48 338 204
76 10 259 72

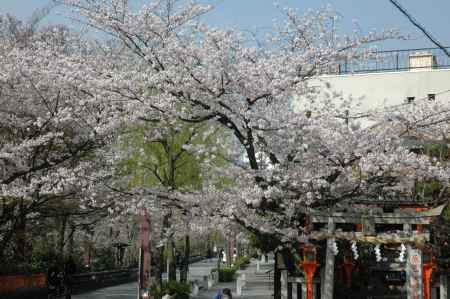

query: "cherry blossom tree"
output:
58 0 450 248
0 14 123 263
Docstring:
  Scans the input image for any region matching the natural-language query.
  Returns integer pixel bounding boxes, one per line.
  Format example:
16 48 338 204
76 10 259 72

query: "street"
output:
73 282 138 299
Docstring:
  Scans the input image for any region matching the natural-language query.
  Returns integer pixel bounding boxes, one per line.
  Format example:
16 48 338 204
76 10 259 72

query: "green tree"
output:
117 118 226 284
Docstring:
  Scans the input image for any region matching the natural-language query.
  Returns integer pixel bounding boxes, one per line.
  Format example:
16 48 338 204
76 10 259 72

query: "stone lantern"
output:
301 244 319 299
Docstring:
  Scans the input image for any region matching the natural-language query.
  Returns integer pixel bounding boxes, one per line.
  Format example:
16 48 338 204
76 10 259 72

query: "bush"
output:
218 267 236 282
0 261 36 275
234 256 250 269
215 255 251 282
91 247 116 272
150 281 191 299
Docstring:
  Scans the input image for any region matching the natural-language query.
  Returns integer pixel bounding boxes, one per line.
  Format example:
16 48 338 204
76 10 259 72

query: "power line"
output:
388 0 450 58
373 89 450 113
328 88 450 122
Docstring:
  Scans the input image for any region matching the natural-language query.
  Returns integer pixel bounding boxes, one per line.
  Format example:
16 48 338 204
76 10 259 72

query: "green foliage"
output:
415 180 442 199
119 126 193 189
150 281 191 299
213 255 251 282
0 243 58 274
218 267 236 282
29 245 57 273
424 143 449 161
249 232 280 253
411 143 449 201
233 256 250 269
0 262 35 275
91 247 116 271
442 205 450 221
118 121 222 191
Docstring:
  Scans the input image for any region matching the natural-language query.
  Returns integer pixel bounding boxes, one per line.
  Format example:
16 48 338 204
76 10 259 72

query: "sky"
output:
2 0 450 50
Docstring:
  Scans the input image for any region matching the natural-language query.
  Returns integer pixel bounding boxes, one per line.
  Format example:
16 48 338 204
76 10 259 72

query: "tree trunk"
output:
65 223 75 258
14 203 28 263
156 213 170 287
180 234 190 282
217 251 221 271
227 239 232 267
168 239 177 281
156 244 165 287
206 234 212 258
0 202 17 261
274 251 281 299
236 239 241 260
0 228 14 261
57 216 67 262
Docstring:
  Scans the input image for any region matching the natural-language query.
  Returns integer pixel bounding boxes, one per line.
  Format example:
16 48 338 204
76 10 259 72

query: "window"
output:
407 96 415 103
305 110 312 118
428 93 436 101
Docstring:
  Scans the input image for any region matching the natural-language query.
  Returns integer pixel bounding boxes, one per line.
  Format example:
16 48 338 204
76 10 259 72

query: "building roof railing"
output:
336 47 450 74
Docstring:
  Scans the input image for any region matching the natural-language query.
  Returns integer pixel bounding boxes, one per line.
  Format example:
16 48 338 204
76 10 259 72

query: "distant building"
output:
296 47 450 124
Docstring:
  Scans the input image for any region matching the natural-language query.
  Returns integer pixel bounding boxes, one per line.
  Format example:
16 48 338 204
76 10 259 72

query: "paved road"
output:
72 258 274 299
73 259 219 299
73 282 138 299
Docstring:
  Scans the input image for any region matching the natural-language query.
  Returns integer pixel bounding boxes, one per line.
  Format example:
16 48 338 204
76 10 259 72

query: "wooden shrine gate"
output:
274 204 448 299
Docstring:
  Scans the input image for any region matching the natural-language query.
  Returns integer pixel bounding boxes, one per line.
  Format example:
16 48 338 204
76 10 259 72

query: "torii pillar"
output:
405 223 423 299
322 217 335 299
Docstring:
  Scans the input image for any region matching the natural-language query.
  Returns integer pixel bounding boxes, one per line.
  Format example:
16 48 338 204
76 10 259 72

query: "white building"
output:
296 49 450 121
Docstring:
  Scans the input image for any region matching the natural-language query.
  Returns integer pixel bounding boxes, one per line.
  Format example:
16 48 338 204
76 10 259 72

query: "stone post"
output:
236 276 243 297
301 282 307 299
207 274 214 289
191 281 199 296
281 270 288 299
440 274 448 299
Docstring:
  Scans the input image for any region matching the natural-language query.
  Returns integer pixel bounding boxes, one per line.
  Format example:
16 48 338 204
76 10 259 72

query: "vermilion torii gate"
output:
276 203 447 299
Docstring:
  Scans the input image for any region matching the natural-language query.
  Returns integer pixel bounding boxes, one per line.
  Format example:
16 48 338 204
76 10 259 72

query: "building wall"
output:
297 68 450 114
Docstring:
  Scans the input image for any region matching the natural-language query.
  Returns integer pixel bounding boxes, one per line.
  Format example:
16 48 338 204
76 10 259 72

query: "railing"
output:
336 47 450 74
286 276 321 299
72 268 138 293
265 268 273 280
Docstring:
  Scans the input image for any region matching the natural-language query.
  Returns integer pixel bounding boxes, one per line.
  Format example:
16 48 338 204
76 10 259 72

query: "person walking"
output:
64 256 77 299
47 261 60 299
214 289 222 299
222 288 232 299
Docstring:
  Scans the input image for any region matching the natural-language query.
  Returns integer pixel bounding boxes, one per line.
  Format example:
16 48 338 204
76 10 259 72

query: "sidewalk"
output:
162 258 219 282
194 281 236 299
192 258 274 299
72 258 219 299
